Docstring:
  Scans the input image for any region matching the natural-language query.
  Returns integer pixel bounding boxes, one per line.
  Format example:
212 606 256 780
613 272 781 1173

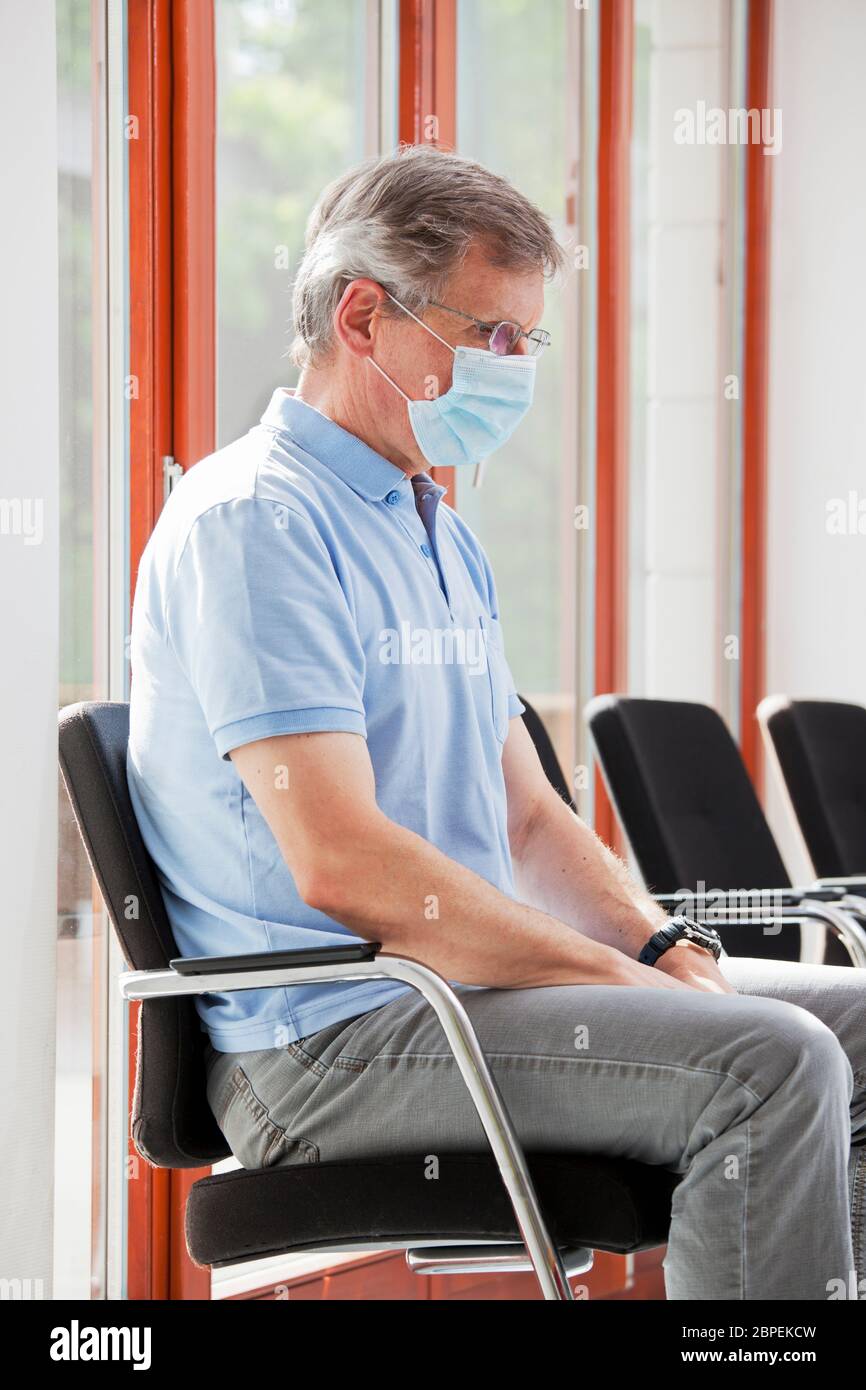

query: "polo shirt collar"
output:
261 386 445 504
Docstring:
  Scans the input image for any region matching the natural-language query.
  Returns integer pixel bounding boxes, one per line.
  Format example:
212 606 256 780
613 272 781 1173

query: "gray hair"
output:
290 143 567 370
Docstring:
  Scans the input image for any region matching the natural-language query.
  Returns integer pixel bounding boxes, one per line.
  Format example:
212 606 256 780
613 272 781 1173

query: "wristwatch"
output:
638 914 723 967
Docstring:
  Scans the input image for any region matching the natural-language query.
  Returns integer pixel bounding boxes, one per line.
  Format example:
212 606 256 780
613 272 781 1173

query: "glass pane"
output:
55 0 112 1298
457 0 577 779
215 0 389 446
212 0 390 1295
629 0 652 697
627 0 729 709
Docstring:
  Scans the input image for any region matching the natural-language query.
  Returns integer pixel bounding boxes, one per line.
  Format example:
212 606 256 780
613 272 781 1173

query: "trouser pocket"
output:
211 1062 319 1170
203 1009 400 1169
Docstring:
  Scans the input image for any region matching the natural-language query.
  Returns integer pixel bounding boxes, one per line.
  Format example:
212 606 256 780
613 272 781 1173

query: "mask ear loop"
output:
367 354 411 401
386 293 457 356
367 292 456 399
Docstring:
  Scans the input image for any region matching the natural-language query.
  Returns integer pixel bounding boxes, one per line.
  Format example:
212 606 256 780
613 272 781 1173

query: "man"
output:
128 144 865 1300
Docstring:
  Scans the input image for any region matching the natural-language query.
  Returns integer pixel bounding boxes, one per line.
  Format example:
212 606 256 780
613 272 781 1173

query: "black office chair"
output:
518 695 577 811
58 700 679 1301
759 696 866 883
585 695 866 968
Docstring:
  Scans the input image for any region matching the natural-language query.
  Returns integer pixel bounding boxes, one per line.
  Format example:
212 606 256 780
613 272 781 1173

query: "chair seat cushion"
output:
186 1151 680 1268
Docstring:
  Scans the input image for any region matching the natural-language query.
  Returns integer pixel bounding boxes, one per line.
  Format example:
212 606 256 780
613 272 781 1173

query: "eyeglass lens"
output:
489 321 548 356
489 321 521 355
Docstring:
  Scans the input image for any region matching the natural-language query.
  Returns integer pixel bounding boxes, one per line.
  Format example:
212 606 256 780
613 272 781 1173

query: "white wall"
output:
765 0 866 878
0 0 58 1297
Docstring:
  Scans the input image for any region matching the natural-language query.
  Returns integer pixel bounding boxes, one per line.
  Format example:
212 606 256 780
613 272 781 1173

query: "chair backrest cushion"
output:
586 695 791 891
58 701 228 1167
519 696 576 811
585 696 800 960
763 698 866 879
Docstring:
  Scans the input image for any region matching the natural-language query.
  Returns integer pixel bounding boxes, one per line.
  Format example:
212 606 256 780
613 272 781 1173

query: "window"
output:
215 0 397 444
210 0 397 1295
628 0 736 712
55 0 114 1299
456 0 580 780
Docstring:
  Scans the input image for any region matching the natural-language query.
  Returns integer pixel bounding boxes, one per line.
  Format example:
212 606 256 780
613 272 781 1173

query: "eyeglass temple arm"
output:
428 299 543 347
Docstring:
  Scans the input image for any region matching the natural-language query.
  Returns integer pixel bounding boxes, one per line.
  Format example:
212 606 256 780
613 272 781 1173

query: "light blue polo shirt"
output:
127 387 525 1053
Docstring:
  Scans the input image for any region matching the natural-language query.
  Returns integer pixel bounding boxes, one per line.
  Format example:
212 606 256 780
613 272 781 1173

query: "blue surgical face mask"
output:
368 293 537 474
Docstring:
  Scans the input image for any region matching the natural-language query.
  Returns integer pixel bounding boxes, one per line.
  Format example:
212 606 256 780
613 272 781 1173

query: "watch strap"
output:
638 922 682 966
639 915 722 966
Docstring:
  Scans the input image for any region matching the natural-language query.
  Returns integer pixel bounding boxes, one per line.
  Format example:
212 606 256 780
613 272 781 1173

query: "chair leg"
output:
120 953 577 1300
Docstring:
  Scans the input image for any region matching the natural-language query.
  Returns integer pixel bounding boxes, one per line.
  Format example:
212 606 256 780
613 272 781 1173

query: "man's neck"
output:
294 367 426 480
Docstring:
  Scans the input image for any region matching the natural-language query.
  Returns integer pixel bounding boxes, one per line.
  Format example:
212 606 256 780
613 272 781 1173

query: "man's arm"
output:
228 729 693 992
502 716 736 995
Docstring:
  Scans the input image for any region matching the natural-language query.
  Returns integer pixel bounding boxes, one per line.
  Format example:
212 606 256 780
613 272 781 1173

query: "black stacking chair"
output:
519 695 576 811
759 697 866 886
58 700 679 1302
585 695 866 968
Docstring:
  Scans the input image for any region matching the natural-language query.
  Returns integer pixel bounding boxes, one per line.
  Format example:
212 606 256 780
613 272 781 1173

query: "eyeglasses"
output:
427 300 551 358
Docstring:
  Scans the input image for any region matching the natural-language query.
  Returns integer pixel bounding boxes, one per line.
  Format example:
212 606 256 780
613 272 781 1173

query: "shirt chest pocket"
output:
478 613 511 745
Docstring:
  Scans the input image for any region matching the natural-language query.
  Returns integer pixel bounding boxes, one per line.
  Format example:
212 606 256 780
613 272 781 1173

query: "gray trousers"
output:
204 954 866 1299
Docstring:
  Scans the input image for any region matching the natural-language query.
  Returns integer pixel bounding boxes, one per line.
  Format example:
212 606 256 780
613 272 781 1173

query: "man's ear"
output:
333 277 389 359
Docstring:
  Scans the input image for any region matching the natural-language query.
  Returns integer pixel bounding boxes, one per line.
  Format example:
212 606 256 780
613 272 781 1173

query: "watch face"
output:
681 920 721 955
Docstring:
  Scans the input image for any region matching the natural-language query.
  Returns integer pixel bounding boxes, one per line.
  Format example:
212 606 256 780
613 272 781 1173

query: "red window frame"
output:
127 0 214 1301
740 0 774 791
593 0 633 854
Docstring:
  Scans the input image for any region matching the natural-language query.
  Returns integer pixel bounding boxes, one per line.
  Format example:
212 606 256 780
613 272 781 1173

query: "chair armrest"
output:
811 876 866 891
652 887 848 911
652 891 802 925
787 884 866 903
169 941 381 976
651 894 866 966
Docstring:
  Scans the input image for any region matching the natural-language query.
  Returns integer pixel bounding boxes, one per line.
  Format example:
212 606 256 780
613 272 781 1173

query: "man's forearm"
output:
510 791 668 960
306 809 638 990
230 731 688 992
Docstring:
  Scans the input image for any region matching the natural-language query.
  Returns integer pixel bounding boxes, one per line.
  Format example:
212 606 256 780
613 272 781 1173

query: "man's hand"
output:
655 942 738 995
609 953 716 992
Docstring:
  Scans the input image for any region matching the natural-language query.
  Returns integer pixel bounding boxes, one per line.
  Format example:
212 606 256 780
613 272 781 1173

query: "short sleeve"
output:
477 538 525 721
165 498 367 759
